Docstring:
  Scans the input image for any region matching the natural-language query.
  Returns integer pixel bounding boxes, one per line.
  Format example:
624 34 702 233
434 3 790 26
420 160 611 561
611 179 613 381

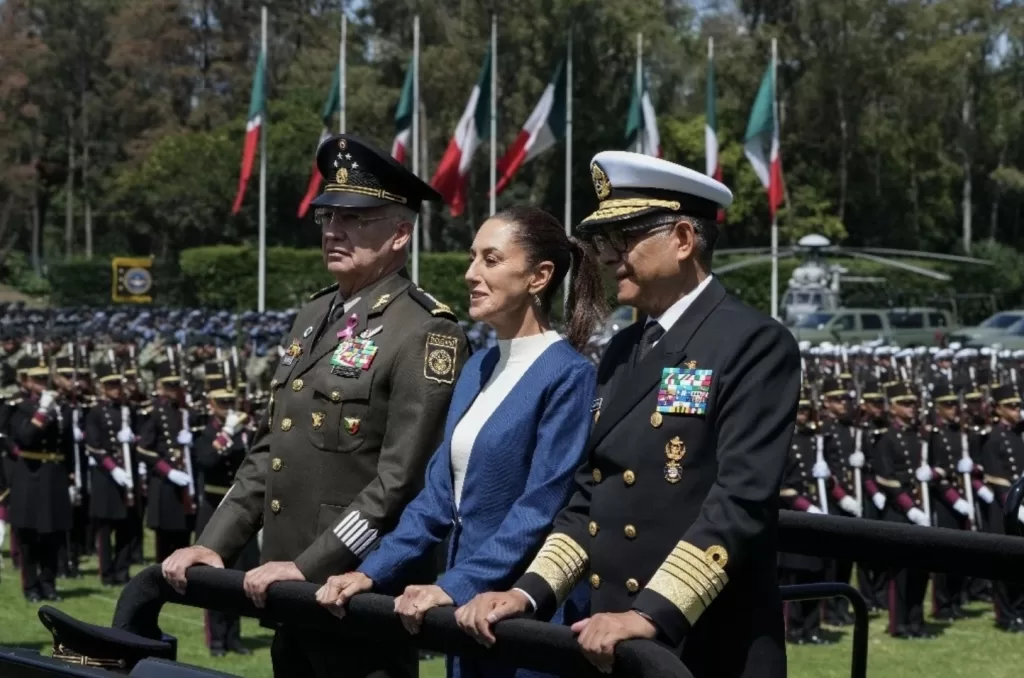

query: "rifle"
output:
120 404 135 508
815 432 829 514
919 438 932 524
180 408 196 514
960 429 977 532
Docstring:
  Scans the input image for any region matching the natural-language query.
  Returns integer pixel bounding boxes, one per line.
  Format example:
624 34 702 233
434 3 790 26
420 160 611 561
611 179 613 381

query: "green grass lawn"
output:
1 539 1022 677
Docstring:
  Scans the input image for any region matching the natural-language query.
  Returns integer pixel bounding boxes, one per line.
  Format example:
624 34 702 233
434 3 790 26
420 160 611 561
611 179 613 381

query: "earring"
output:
532 293 541 308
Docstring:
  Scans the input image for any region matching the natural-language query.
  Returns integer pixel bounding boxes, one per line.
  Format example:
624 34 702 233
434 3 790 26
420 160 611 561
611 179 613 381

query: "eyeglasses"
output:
586 221 676 256
314 208 391 232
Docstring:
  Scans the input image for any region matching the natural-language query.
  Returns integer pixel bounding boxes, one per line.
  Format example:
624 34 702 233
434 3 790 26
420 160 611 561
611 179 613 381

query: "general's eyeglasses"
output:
586 220 677 256
314 208 391 231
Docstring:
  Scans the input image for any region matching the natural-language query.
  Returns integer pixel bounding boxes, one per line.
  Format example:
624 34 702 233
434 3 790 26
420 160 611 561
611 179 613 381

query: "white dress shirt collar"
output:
648 274 715 335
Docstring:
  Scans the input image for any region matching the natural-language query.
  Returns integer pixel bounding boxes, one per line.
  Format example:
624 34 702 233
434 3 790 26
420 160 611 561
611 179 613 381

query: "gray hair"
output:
644 214 718 269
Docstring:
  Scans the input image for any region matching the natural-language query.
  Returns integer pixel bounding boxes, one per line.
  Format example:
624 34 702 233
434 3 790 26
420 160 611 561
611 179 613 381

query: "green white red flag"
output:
625 68 660 157
706 40 724 222
743 60 784 217
231 50 266 215
391 58 414 164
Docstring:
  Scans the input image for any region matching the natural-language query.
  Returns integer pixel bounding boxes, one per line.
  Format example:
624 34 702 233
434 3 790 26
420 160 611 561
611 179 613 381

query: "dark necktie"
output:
636 321 665 364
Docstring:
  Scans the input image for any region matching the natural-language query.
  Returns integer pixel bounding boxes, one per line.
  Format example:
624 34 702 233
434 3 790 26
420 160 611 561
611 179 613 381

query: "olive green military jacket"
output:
196 271 467 584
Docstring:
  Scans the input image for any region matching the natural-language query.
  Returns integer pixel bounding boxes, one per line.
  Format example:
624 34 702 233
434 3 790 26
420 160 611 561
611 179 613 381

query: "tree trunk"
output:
31 190 41 276
961 96 972 253
82 96 93 260
65 107 75 261
990 145 1006 242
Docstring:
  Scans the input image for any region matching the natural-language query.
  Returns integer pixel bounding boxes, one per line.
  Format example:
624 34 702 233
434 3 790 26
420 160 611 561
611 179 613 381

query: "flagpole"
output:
489 13 497 217
770 37 779 321
257 5 267 313
339 6 347 132
635 32 643 154
563 28 573 309
411 14 421 284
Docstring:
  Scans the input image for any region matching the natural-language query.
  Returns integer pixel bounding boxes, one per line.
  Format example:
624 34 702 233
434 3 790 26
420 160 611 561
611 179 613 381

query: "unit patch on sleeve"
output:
424 333 459 384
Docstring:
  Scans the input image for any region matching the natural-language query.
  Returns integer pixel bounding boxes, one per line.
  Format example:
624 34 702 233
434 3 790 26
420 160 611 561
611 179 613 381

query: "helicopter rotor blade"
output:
849 247 992 265
713 252 795 275
715 247 774 256
841 251 951 281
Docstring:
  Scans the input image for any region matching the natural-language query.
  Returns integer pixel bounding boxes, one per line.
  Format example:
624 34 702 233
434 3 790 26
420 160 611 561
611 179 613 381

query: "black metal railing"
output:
780 583 868 678
113 565 692 678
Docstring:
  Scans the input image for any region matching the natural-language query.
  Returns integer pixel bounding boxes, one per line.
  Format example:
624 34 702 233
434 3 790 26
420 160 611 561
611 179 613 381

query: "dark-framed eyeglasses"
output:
585 220 677 256
314 208 391 232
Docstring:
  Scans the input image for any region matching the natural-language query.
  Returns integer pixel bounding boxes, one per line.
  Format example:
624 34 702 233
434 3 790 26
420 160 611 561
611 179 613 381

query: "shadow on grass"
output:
0 641 49 654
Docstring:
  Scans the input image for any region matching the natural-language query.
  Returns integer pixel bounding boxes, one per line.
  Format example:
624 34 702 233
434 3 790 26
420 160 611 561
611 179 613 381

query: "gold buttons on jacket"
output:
623 470 636 486
590 573 601 589
271 458 282 472
626 578 640 593
650 412 663 428
331 390 341 403
592 468 602 483
292 379 304 392
270 499 281 514
588 521 599 537
624 525 637 539
281 418 293 432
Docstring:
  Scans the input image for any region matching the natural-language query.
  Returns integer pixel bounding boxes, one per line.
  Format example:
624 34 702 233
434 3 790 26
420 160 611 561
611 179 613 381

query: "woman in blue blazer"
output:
316 206 607 677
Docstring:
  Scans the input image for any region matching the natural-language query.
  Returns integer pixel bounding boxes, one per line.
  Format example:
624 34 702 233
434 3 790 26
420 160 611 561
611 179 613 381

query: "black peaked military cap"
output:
94 362 123 384
932 379 958 404
820 377 846 398
992 383 1021 406
886 381 917 404
39 605 174 673
309 134 441 212
153 360 180 384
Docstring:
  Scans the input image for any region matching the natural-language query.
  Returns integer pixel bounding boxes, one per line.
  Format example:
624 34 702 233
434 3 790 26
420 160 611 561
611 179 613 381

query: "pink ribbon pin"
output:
337 313 359 340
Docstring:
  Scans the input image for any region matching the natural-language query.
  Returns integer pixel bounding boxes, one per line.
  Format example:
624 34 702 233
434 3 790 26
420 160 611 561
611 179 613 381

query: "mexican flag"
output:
391 58 414 164
705 43 724 222
297 64 341 218
743 60 784 217
231 49 266 215
625 68 660 157
431 48 492 217
493 58 566 195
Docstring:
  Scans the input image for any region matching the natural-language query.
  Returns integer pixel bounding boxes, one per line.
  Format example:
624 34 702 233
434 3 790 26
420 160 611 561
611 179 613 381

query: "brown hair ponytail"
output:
496 205 609 352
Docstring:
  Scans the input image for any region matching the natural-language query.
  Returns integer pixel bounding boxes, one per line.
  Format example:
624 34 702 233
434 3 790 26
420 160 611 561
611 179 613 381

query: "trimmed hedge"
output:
49 258 186 306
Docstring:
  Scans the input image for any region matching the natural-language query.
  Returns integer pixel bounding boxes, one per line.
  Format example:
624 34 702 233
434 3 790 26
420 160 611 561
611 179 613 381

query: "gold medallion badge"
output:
664 436 685 483
424 333 458 384
335 168 349 185
685 360 698 369
591 162 611 200
311 412 325 430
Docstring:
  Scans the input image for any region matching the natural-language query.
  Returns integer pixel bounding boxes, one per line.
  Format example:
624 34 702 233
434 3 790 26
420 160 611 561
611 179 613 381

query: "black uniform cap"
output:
94 361 123 384
932 379 958 403
886 381 917 404
153 360 181 384
820 377 848 398
309 134 441 212
992 383 1021 406
39 605 175 673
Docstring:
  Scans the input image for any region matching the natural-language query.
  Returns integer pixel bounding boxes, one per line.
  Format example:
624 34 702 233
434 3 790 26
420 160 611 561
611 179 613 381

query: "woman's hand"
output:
394 584 454 635
315 571 373 619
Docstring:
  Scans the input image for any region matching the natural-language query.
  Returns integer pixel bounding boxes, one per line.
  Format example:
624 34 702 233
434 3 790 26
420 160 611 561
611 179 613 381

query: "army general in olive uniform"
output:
163 134 467 678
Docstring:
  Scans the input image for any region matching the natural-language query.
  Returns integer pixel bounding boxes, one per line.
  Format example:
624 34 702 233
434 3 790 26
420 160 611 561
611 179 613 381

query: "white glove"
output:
977 485 995 504
223 412 240 436
110 466 130 488
872 492 887 510
0 519 6 550
812 460 831 479
915 466 933 483
839 495 862 517
68 486 77 503
907 507 931 526
166 469 190 487
952 498 972 517
176 429 193 446
957 458 974 474
1018 505 1024 526
806 505 824 514
73 427 84 442
848 451 865 469
38 390 56 411
117 428 134 444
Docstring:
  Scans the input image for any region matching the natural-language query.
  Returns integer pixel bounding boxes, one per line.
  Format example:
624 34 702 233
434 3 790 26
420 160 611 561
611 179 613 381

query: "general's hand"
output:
243 561 305 609
315 572 373 619
394 584 454 635
456 590 531 648
161 545 224 595
570 611 657 674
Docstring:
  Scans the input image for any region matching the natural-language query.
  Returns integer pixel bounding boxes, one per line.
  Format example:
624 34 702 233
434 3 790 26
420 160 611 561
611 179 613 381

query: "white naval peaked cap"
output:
579 151 733 232
934 348 954 360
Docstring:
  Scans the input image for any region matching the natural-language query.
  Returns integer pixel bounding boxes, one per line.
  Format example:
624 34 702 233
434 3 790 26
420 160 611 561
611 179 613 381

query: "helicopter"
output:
712 234 992 326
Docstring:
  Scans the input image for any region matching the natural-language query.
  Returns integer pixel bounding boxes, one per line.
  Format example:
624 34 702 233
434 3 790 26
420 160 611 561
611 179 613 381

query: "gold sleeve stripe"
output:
646 541 729 627
0 489 9 503
780 488 798 498
875 476 901 488
984 474 1012 488
525 533 589 605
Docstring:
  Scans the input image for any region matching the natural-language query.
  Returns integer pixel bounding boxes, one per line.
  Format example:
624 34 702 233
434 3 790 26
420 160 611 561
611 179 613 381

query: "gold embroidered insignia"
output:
371 294 391 311
685 360 698 369
664 436 685 483
311 412 325 430
336 168 349 184
424 333 458 384
650 412 663 428
591 162 611 200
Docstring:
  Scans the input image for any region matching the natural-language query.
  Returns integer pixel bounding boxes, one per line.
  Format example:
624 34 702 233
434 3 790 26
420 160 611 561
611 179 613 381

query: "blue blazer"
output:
359 338 596 606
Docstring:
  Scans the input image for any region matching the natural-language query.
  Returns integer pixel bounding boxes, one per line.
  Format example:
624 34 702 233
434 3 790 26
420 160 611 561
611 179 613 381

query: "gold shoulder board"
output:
408 286 457 321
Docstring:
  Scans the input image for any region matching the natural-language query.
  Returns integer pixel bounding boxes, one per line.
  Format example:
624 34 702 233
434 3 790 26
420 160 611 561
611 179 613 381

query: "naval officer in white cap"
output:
458 151 799 677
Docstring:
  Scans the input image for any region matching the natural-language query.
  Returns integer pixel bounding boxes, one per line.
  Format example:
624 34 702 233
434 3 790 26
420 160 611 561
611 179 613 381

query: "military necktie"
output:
636 321 665 364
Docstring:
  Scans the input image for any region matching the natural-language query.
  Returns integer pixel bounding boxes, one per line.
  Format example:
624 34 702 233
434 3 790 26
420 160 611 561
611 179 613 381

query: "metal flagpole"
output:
563 28 573 308
770 37 779 321
489 13 497 217
412 15 421 284
257 5 267 312
339 6 347 133
635 32 643 154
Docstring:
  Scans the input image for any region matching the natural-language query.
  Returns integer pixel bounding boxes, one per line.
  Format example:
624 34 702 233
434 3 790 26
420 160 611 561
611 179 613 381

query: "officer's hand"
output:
242 561 305 609
176 429 193 446
161 545 224 595
393 584 454 635
812 460 831 480
315 572 373 619
456 590 531 648
38 390 56 411
907 507 930 527
977 485 995 504
838 495 862 518
957 457 975 474
848 451 865 469
571 611 657 674
110 466 131 488
806 505 824 514
952 498 972 517
73 427 85 443
872 492 887 511
223 412 240 436
117 428 135 444
915 466 934 483
166 469 190 487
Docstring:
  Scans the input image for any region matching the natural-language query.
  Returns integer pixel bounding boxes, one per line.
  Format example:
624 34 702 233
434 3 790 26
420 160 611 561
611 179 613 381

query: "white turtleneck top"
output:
449 330 561 508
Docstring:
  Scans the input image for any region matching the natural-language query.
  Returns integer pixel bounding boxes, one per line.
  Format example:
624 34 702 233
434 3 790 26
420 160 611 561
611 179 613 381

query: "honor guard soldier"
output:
163 134 467 678
138 360 196 562
195 372 257 657
85 362 137 586
464 151 799 677
9 354 73 602
980 383 1024 630
59 353 89 580
873 382 934 638
778 390 832 644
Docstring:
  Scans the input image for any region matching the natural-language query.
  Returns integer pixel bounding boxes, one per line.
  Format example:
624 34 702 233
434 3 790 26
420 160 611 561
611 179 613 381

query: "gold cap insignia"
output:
424 333 458 384
311 411 325 430
344 417 360 435
335 168 349 185
591 162 611 200
338 138 347 150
